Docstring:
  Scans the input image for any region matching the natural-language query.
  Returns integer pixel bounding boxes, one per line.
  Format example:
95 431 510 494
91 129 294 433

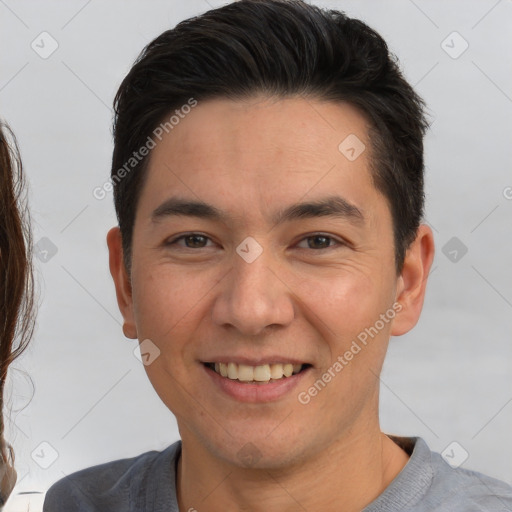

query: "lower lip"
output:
203 364 311 403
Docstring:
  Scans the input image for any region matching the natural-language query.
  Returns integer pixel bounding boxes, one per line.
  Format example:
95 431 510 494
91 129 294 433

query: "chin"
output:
200 428 311 471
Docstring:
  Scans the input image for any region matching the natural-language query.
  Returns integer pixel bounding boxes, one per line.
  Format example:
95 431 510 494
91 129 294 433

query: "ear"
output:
391 224 435 336
107 227 137 339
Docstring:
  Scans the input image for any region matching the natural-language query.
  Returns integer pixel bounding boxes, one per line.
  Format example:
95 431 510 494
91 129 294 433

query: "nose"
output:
210 248 295 336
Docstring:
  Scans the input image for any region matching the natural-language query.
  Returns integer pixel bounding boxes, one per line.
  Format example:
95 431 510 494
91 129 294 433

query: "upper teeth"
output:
212 362 303 382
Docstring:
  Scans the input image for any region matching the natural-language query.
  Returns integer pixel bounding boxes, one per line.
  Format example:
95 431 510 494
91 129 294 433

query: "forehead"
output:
139 96 380 223
157 95 369 165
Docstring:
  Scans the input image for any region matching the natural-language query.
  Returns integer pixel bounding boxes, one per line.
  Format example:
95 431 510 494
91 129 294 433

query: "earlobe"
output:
391 224 435 337
106 227 138 339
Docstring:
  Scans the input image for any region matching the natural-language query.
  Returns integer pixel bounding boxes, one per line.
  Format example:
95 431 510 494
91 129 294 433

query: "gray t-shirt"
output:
42 437 512 511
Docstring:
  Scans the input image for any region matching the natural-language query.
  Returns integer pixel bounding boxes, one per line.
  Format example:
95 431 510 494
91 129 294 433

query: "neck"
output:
176 428 409 512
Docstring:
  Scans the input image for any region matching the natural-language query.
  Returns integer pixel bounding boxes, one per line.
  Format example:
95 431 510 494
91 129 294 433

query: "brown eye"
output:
183 234 208 248
296 234 341 250
307 235 332 249
166 233 213 249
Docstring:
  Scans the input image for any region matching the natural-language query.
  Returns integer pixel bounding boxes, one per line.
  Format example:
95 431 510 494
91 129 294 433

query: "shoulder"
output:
43 441 181 512
367 437 512 512
426 447 512 511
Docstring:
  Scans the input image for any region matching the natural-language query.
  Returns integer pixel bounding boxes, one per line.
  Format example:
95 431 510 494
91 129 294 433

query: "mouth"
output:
203 362 312 385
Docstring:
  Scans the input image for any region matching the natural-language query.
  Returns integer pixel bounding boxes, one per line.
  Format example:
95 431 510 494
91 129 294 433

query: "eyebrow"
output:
151 195 364 226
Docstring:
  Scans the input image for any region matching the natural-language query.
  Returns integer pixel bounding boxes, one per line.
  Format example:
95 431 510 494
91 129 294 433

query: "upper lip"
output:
201 356 310 366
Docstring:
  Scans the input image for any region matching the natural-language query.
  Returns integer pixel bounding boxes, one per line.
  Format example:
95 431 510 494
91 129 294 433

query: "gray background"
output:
1 0 511 509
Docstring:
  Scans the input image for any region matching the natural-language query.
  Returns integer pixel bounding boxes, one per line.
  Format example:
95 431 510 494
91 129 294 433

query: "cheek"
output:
130 265 209 357
131 266 210 413
296 267 390 340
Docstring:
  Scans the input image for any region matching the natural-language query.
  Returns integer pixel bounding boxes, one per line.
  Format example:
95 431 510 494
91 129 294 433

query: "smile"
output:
204 362 310 384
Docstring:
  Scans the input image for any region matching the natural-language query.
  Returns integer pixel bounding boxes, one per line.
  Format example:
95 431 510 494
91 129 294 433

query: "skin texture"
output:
107 96 434 511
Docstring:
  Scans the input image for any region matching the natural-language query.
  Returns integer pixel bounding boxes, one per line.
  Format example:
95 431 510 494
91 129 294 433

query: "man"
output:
43 0 512 510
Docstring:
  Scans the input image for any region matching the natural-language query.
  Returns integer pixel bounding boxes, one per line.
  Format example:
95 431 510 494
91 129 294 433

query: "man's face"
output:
111 96 420 468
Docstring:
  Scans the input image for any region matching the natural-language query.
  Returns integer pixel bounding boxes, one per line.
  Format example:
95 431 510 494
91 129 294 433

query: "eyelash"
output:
165 232 345 251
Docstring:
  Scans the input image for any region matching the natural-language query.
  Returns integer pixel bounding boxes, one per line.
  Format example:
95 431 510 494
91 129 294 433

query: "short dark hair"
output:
112 0 428 273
